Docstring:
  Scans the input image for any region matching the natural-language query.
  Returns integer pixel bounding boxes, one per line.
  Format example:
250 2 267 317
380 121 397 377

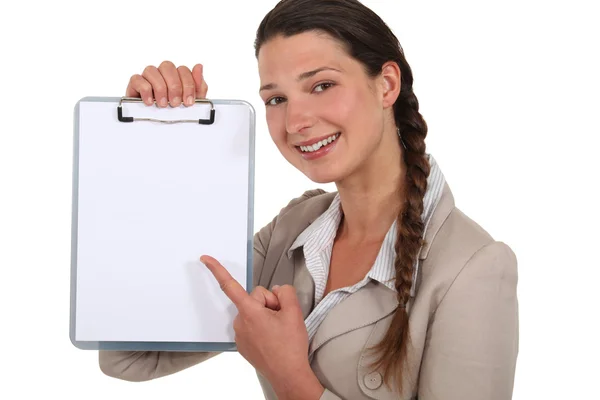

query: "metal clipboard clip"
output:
117 96 216 125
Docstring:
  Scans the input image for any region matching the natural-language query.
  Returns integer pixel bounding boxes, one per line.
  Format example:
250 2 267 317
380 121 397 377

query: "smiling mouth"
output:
296 133 341 153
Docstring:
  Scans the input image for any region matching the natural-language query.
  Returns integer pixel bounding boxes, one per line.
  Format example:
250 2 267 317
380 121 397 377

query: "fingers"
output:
272 285 301 312
142 65 168 107
126 74 154 105
192 64 208 98
250 286 280 311
158 61 184 107
177 66 196 106
127 61 207 108
201 255 249 308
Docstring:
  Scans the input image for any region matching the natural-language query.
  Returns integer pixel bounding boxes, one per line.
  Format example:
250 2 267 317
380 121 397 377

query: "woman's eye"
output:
314 82 334 93
266 97 285 106
265 83 334 106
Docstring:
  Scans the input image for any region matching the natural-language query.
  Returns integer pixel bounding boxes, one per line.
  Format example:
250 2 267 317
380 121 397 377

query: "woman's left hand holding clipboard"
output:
200 255 325 400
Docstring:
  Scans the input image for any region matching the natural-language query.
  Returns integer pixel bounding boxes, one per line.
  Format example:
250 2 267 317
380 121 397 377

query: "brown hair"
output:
254 0 430 392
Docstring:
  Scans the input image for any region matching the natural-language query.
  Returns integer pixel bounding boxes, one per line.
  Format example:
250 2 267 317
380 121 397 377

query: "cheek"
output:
266 110 287 145
337 87 385 164
325 89 353 121
328 86 376 128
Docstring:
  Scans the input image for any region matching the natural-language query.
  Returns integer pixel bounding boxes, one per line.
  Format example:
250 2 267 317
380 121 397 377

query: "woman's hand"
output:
125 61 208 107
200 255 325 400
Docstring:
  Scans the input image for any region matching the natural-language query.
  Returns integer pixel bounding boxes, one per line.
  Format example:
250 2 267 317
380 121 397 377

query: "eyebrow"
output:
259 67 341 92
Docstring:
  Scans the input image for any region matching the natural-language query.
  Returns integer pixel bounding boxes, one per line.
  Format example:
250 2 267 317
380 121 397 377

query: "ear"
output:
380 61 401 109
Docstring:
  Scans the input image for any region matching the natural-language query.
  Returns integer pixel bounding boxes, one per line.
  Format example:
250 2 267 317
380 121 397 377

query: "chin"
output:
281 144 352 184
306 174 337 184
302 166 348 185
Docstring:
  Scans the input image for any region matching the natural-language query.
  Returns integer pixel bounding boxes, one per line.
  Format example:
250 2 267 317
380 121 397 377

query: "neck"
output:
335 129 406 245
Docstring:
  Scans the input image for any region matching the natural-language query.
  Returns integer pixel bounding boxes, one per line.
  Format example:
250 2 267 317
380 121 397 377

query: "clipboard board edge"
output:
69 96 256 352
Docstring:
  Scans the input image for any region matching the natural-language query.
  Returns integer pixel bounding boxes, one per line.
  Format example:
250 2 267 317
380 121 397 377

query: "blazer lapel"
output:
257 192 336 289
264 246 316 320
418 181 454 260
308 281 399 359
411 182 455 297
291 250 315 320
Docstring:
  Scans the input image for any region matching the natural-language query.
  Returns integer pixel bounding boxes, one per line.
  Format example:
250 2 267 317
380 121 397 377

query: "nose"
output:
285 97 316 135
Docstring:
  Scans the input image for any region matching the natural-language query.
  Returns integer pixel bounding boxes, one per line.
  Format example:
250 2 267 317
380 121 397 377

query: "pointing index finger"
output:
200 255 249 308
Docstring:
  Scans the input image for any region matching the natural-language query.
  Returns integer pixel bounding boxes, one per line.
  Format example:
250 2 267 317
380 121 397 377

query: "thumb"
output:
272 284 300 311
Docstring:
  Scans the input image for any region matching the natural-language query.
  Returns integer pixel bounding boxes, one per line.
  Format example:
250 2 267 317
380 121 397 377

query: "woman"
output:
99 0 519 399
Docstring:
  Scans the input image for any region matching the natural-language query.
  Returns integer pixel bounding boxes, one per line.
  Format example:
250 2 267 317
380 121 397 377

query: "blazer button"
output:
364 371 383 390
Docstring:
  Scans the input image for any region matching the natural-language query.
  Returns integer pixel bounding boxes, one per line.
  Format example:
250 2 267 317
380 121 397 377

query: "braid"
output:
367 83 430 392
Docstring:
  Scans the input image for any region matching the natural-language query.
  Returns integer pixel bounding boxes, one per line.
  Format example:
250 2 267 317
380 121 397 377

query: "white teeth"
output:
299 133 340 153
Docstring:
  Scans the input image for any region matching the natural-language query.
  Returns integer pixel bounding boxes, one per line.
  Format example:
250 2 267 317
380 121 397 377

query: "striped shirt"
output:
287 154 446 342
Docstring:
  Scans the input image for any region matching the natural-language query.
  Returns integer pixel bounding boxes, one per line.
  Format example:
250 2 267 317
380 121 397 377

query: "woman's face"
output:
257 31 393 184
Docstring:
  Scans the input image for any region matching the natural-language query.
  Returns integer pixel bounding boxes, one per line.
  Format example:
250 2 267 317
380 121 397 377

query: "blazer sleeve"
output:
418 241 519 400
98 191 323 382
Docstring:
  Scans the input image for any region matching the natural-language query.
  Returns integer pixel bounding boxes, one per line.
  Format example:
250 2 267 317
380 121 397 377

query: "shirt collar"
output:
287 193 342 257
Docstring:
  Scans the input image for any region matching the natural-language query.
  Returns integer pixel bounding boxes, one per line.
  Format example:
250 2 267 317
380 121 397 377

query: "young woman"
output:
99 1 519 399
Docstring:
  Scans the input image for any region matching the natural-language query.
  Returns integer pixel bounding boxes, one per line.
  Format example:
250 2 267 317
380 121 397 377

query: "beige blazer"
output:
99 183 519 399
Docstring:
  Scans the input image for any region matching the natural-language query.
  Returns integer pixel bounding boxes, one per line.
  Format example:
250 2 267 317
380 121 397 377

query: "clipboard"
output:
70 96 256 352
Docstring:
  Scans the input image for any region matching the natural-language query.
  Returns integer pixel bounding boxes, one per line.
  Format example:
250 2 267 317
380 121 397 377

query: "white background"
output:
1 0 598 399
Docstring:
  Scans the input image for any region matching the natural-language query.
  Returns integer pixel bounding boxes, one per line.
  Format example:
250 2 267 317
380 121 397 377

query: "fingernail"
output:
187 96 194 106
172 97 181 106
272 285 280 291
146 97 153 105
160 97 168 107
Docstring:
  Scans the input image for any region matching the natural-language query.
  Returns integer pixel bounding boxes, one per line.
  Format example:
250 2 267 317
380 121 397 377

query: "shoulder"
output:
419 205 518 303
416 210 519 400
432 206 515 262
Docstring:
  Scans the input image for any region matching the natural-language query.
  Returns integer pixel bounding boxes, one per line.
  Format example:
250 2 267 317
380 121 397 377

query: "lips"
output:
295 132 340 160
